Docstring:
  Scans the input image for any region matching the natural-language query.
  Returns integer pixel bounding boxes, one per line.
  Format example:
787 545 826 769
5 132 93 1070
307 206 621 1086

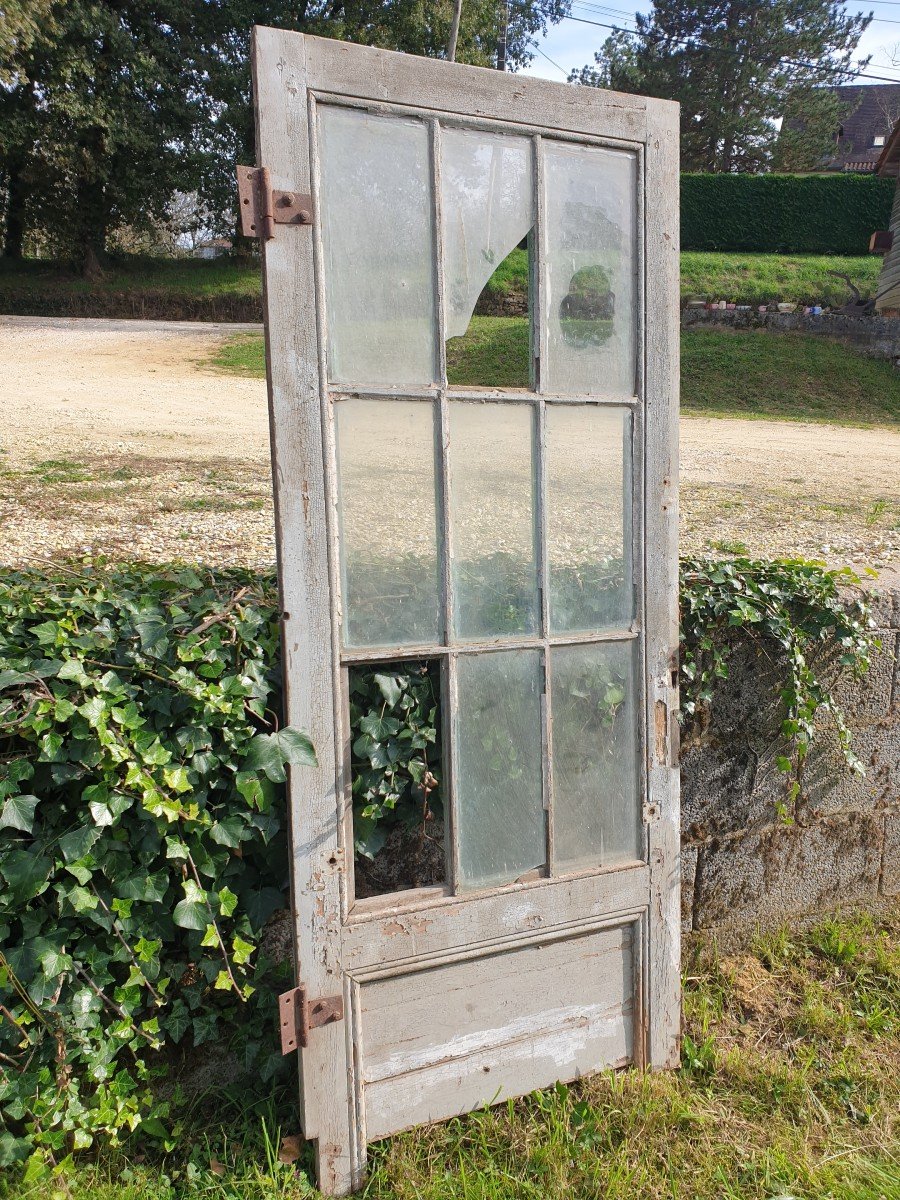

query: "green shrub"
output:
681 174 894 255
0 565 305 1166
0 558 879 1169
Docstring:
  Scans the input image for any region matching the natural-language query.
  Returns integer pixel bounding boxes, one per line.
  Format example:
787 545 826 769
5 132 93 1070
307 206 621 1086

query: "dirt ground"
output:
2 315 898 573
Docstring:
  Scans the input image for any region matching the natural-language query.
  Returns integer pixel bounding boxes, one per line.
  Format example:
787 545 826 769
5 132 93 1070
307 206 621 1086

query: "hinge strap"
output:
237 165 314 239
279 985 344 1054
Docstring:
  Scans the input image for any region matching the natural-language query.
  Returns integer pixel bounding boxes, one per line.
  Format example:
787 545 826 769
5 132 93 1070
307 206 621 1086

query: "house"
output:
871 118 900 313
782 83 900 173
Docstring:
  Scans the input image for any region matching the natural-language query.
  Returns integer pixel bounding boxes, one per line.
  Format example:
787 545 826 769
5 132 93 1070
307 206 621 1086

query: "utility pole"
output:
447 0 463 61
497 0 509 70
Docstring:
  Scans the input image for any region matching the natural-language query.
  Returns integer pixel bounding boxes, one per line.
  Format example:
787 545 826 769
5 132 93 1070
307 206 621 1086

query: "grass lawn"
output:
680 252 882 308
213 319 900 429
0 255 261 298
8 909 899 1199
0 251 883 315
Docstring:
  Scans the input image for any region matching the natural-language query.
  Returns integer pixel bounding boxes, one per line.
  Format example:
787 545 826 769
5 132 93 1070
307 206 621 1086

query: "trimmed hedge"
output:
681 173 895 255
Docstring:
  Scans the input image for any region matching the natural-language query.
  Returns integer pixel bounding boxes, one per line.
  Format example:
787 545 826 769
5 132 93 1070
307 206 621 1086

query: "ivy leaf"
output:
0 794 39 833
232 936 255 965
214 971 233 991
165 1002 191 1044
218 887 238 918
40 947 73 978
242 727 317 782
374 673 402 706
172 879 208 930
0 849 51 902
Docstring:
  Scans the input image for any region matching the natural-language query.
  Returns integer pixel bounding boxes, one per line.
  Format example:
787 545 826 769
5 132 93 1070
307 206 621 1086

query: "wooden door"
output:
252 29 679 1196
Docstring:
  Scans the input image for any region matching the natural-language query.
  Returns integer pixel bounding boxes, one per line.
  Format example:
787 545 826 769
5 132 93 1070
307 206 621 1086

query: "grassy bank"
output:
7 908 898 1200
0 251 884 321
213 319 900 429
680 251 881 308
0 256 263 321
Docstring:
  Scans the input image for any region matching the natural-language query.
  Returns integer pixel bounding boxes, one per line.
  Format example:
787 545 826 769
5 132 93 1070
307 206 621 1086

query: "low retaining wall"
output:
681 573 900 942
682 306 900 363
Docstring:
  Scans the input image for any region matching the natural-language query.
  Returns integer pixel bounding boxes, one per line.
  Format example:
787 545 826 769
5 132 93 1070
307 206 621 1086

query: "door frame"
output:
251 28 680 1194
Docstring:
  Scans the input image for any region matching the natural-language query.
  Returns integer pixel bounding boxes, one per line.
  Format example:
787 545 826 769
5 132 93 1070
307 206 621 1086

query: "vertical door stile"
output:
252 30 358 1195
430 117 460 895
307 91 355 922
642 98 681 1070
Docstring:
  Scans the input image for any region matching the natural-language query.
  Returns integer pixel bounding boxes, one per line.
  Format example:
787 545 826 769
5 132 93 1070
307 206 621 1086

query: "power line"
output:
534 44 570 75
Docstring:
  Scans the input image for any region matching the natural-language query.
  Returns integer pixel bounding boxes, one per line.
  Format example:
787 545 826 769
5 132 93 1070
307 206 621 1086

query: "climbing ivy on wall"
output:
0 557 880 1167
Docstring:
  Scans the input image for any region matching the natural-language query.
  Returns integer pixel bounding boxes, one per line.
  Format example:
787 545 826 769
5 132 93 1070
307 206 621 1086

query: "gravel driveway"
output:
2 316 898 573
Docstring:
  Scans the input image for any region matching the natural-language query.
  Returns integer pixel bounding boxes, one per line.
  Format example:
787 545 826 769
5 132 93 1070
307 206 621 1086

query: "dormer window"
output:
874 134 886 147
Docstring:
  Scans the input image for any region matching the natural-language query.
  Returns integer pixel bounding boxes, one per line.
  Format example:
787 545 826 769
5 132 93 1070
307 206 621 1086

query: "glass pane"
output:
448 402 539 639
551 641 641 871
441 128 533 342
318 106 436 386
543 142 637 398
335 399 441 647
546 405 632 633
455 650 545 889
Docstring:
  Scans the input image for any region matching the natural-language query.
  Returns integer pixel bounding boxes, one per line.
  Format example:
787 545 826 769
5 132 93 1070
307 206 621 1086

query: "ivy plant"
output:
0 555 880 1171
0 564 306 1168
679 557 878 817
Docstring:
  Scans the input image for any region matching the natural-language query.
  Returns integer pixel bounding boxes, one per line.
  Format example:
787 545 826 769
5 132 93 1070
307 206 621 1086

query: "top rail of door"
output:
253 28 677 147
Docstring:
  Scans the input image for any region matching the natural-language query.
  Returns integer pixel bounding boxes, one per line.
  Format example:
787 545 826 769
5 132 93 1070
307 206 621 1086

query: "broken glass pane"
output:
441 128 533 346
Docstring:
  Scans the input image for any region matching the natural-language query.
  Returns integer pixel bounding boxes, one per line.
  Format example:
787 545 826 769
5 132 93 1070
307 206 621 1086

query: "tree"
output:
570 0 871 173
0 0 53 83
0 1 202 270
194 0 571 248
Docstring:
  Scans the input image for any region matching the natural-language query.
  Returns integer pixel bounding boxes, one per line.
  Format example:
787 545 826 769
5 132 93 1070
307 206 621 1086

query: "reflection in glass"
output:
335 399 441 648
455 649 545 889
318 106 436 386
551 641 641 870
441 129 533 343
543 142 637 397
546 405 632 633
448 402 539 639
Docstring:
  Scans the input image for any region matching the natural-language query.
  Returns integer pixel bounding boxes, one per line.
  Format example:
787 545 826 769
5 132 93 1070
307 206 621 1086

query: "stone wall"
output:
682 307 900 363
681 572 900 943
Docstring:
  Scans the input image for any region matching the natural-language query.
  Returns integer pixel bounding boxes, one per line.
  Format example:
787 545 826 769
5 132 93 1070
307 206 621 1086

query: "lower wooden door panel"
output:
357 922 639 1141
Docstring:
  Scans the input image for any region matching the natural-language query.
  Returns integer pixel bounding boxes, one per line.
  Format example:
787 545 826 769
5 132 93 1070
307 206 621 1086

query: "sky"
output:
521 1 900 84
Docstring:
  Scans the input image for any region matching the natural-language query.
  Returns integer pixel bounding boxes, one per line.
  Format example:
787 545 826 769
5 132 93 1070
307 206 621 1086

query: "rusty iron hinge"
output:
237 165 314 240
278 985 343 1054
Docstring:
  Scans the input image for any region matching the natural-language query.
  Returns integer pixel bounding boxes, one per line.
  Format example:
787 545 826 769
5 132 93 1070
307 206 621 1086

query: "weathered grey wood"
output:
343 862 649 975
360 925 635 1139
251 27 680 1192
252 27 359 1194
301 35 648 142
642 96 681 1069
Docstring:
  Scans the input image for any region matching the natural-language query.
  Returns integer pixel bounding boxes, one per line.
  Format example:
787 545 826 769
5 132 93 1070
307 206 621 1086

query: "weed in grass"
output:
865 498 888 526
27 457 93 484
709 538 748 554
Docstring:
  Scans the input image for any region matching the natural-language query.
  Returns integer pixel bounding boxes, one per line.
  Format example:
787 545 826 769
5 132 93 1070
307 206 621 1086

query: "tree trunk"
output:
3 163 27 258
76 175 107 279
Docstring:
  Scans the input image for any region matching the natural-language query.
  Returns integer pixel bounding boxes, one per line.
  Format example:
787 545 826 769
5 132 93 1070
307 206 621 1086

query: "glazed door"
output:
252 29 680 1196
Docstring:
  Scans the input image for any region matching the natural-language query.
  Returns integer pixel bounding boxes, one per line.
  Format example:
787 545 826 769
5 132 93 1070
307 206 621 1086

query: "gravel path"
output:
2 316 898 573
